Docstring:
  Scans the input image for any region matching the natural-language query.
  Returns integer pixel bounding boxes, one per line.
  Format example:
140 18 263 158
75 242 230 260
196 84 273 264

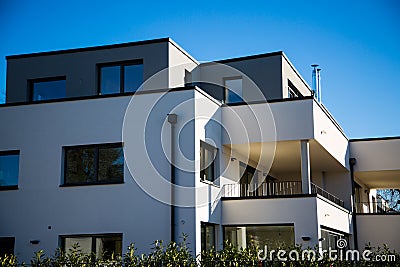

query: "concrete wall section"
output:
357 215 400 252
316 197 352 234
313 102 349 169
350 139 400 172
282 56 313 98
222 197 319 247
168 41 198 88
0 90 199 261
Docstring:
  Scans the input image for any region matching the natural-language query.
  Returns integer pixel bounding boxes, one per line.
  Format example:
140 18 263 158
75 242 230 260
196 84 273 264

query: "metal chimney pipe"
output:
311 64 319 99
317 68 322 103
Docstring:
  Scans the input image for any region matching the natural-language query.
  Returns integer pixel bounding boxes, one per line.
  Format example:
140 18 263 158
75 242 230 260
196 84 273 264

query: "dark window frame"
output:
97 60 143 95
28 76 67 101
60 233 122 258
0 150 20 190
223 76 243 104
201 222 217 252
287 80 303 99
200 141 218 183
62 142 124 186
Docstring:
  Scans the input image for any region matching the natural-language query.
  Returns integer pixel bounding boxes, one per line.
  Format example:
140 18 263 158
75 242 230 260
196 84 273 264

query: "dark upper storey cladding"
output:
5 38 311 104
6 38 173 103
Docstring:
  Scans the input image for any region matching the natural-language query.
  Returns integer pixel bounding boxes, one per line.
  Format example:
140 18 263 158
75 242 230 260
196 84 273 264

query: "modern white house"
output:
0 37 399 262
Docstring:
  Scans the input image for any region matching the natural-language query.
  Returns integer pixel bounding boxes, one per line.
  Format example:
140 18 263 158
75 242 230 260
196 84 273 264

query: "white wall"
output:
282 56 313 98
0 90 200 261
357 215 400 252
168 41 198 88
350 139 400 172
316 197 352 234
222 197 319 247
313 102 349 169
222 99 314 145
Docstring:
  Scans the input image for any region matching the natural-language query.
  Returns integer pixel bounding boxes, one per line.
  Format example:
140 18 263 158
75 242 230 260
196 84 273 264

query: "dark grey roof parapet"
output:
6 37 171 60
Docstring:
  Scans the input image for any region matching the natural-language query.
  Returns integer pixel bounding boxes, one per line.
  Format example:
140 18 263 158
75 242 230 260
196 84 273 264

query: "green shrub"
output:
1 238 399 267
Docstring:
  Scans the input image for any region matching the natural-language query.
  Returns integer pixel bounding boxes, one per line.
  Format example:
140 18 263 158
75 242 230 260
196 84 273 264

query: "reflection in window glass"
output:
98 147 124 182
99 63 143 95
64 237 92 255
201 223 216 252
64 143 123 185
124 64 143 93
62 234 122 260
100 66 121 95
0 152 19 187
200 141 217 183
225 78 243 104
32 79 66 101
224 225 294 250
65 148 96 184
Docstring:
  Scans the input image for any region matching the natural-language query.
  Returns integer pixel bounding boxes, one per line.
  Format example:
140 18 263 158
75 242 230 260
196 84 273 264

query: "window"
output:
0 151 19 189
224 77 243 104
0 237 15 256
61 234 122 259
64 143 123 185
200 141 218 183
288 80 302 99
201 222 216 252
321 229 348 250
224 225 294 250
30 77 66 101
99 61 143 95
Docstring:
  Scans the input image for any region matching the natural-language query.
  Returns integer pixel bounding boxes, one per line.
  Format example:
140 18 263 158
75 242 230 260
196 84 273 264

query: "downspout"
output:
168 113 177 243
349 157 358 250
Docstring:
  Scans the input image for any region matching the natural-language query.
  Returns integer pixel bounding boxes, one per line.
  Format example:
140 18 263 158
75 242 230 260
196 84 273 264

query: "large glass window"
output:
200 141 218 183
99 62 143 95
321 229 348 251
64 143 123 185
224 77 243 104
201 222 216 252
0 151 19 189
61 234 122 260
0 237 15 256
224 225 294 250
30 77 66 101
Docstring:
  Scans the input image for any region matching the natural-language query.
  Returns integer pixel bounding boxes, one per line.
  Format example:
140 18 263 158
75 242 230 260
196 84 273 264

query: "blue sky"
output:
0 0 399 139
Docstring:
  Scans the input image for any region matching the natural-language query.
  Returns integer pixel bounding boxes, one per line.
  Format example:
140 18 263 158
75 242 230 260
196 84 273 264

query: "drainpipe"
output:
349 157 358 250
168 113 177 243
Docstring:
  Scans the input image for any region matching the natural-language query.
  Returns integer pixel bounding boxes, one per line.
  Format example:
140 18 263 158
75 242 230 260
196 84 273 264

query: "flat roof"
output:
6 37 170 60
350 136 400 142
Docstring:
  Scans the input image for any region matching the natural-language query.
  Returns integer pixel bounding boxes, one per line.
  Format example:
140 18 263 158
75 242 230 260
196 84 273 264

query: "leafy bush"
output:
1 238 399 266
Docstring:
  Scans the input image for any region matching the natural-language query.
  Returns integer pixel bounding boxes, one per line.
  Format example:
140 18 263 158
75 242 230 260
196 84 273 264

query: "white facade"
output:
0 38 399 261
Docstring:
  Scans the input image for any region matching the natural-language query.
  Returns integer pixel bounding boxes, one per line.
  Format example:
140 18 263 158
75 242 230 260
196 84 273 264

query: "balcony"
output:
355 201 400 214
222 181 345 208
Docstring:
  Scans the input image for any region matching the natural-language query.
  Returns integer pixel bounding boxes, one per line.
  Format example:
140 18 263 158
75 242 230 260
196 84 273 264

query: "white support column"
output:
300 140 311 194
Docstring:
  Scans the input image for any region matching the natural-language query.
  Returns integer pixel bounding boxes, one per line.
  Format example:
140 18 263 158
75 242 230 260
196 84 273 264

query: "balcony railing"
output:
223 181 302 198
222 181 345 207
355 201 400 214
310 183 344 207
